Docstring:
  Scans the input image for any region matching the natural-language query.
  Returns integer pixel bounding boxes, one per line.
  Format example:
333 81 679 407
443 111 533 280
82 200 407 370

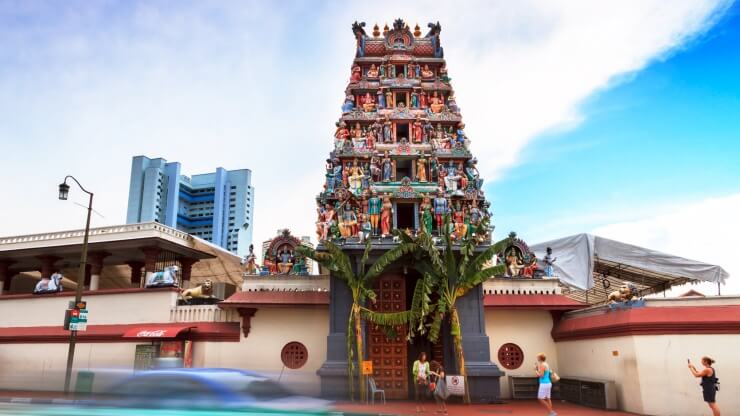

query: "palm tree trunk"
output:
346 307 356 401
450 307 471 404
353 304 367 403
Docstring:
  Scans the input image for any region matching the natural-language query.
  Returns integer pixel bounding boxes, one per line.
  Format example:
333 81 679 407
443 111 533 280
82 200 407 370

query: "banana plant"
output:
400 215 510 403
296 238 415 402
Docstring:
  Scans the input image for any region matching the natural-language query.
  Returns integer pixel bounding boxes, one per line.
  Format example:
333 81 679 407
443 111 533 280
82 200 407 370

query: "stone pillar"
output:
87 252 110 291
0 260 15 295
37 255 60 279
140 247 160 288
127 261 145 287
318 269 354 399
177 258 197 289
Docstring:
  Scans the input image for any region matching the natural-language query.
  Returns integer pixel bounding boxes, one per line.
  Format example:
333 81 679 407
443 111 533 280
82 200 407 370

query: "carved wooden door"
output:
368 274 408 399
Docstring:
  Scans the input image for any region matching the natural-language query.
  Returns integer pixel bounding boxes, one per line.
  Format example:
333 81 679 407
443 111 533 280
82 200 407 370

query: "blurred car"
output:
90 368 331 413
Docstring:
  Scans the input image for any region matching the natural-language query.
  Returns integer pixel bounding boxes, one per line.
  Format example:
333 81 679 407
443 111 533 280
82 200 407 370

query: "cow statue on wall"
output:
33 273 64 294
145 265 179 288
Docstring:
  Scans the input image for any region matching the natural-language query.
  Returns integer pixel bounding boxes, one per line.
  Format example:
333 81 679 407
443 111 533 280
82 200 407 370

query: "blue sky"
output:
0 1 738 293
492 5 740 242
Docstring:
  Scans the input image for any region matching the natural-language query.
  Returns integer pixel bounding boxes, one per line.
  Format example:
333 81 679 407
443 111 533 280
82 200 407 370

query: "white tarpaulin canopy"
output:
530 233 729 292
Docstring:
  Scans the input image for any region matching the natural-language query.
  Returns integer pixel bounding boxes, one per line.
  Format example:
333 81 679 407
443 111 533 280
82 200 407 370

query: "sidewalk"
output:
335 400 637 415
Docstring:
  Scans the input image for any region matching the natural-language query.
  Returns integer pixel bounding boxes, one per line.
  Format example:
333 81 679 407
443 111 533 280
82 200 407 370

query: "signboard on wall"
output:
446 375 465 396
362 360 373 375
134 345 158 371
183 340 193 368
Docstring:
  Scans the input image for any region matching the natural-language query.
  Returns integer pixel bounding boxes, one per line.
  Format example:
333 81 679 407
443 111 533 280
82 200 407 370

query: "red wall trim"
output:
0 322 240 344
552 305 740 341
0 287 178 301
220 291 330 307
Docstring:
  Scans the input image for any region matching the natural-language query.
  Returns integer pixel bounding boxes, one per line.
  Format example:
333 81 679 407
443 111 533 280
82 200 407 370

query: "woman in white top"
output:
412 352 430 413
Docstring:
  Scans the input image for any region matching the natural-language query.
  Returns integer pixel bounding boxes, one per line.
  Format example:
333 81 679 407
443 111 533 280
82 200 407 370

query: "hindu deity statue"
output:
342 162 350 187
377 88 386 109
332 160 343 190
420 90 428 108
370 155 381 182
439 64 451 83
437 164 447 191
387 62 396 78
342 94 355 113
383 116 393 143
319 202 336 241
447 94 459 113
385 89 394 108
465 158 483 190
349 160 364 195
339 205 358 238
454 122 466 147
365 128 376 150
414 61 421 78
419 196 433 235
325 159 335 193
444 160 461 195
452 202 467 241
362 92 376 112
411 91 419 108
350 64 362 82
367 63 379 78
381 151 393 182
380 194 393 237
244 244 259 275
433 191 448 233
429 91 445 113
416 155 427 182
468 199 482 238
421 64 434 79
429 156 439 183
334 122 350 151
506 249 525 277
412 116 424 144
359 214 372 242
379 62 386 77
458 161 468 190
368 190 382 235
278 247 294 274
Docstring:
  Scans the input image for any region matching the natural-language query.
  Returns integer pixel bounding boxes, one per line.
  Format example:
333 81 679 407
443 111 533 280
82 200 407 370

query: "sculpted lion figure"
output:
180 280 213 302
608 283 639 303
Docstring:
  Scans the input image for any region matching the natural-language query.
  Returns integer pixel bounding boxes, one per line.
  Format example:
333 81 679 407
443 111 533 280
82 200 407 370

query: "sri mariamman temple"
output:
0 19 735 416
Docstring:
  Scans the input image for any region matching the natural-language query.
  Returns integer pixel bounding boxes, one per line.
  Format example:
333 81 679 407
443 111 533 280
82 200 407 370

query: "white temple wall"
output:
0 342 137 392
484 309 559 399
195 307 329 396
556 333 739 415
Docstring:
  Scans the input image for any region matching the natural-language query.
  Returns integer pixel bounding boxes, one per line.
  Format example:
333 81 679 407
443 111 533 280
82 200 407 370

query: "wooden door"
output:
368 274 408 399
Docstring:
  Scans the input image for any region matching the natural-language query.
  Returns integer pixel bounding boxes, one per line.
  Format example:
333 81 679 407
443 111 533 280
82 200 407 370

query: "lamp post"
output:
58 176 93 395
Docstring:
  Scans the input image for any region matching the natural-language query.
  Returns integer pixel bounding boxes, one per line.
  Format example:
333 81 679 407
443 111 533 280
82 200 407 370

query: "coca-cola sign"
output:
136 329 167 338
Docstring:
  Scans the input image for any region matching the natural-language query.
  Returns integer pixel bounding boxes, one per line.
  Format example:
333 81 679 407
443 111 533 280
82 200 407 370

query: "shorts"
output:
538 383 552 399
703 386 717 403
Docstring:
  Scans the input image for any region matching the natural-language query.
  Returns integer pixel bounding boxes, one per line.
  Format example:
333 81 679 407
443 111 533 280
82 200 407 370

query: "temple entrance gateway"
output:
368 274 408 399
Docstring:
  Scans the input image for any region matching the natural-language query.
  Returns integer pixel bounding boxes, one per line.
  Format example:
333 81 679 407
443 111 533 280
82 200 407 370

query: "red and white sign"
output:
122 325 193 339
446 375 465 396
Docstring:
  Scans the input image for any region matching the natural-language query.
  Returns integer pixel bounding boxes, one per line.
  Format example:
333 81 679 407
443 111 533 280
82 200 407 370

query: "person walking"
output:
430 362 448 415
689 356 720 416
412 352 430 413
535 353 556 416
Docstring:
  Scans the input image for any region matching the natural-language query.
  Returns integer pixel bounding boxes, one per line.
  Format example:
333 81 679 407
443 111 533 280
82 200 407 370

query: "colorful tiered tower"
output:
317 19 503 403
316 18 491 244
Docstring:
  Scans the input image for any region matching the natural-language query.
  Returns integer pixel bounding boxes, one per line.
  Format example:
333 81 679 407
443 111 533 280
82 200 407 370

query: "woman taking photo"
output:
689 356 720 416
412 352 430 413
534 353 556 416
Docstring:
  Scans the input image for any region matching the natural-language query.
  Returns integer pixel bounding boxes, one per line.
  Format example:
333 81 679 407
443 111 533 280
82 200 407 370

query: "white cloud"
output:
593 193 740 295
0 1 731 260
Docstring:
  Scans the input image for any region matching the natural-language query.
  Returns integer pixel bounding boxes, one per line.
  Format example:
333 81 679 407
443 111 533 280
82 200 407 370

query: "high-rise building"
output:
126 156 254 256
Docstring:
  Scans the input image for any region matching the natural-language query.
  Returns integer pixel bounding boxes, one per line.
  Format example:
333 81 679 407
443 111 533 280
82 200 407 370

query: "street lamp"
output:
58 176 94 395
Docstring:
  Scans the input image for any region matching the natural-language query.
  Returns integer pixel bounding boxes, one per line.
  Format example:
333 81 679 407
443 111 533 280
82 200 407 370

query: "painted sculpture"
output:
180 280 213 302
315 19 494 245
33 273 64 294
146 266 179 288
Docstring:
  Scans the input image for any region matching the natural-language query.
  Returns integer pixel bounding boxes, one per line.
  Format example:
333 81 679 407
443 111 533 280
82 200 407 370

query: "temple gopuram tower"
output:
316 19 503 402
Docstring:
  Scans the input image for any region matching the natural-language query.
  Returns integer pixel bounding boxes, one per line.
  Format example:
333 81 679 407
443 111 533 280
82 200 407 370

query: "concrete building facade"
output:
126 156 254 256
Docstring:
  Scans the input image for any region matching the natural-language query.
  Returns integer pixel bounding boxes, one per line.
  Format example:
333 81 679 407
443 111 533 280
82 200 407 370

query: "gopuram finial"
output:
383 23 389 36
414 23 421 37
373 23 380 37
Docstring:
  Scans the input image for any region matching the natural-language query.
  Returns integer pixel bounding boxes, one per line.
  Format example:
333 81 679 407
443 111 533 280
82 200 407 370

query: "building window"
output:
497 343 524 370
281 342 308 369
